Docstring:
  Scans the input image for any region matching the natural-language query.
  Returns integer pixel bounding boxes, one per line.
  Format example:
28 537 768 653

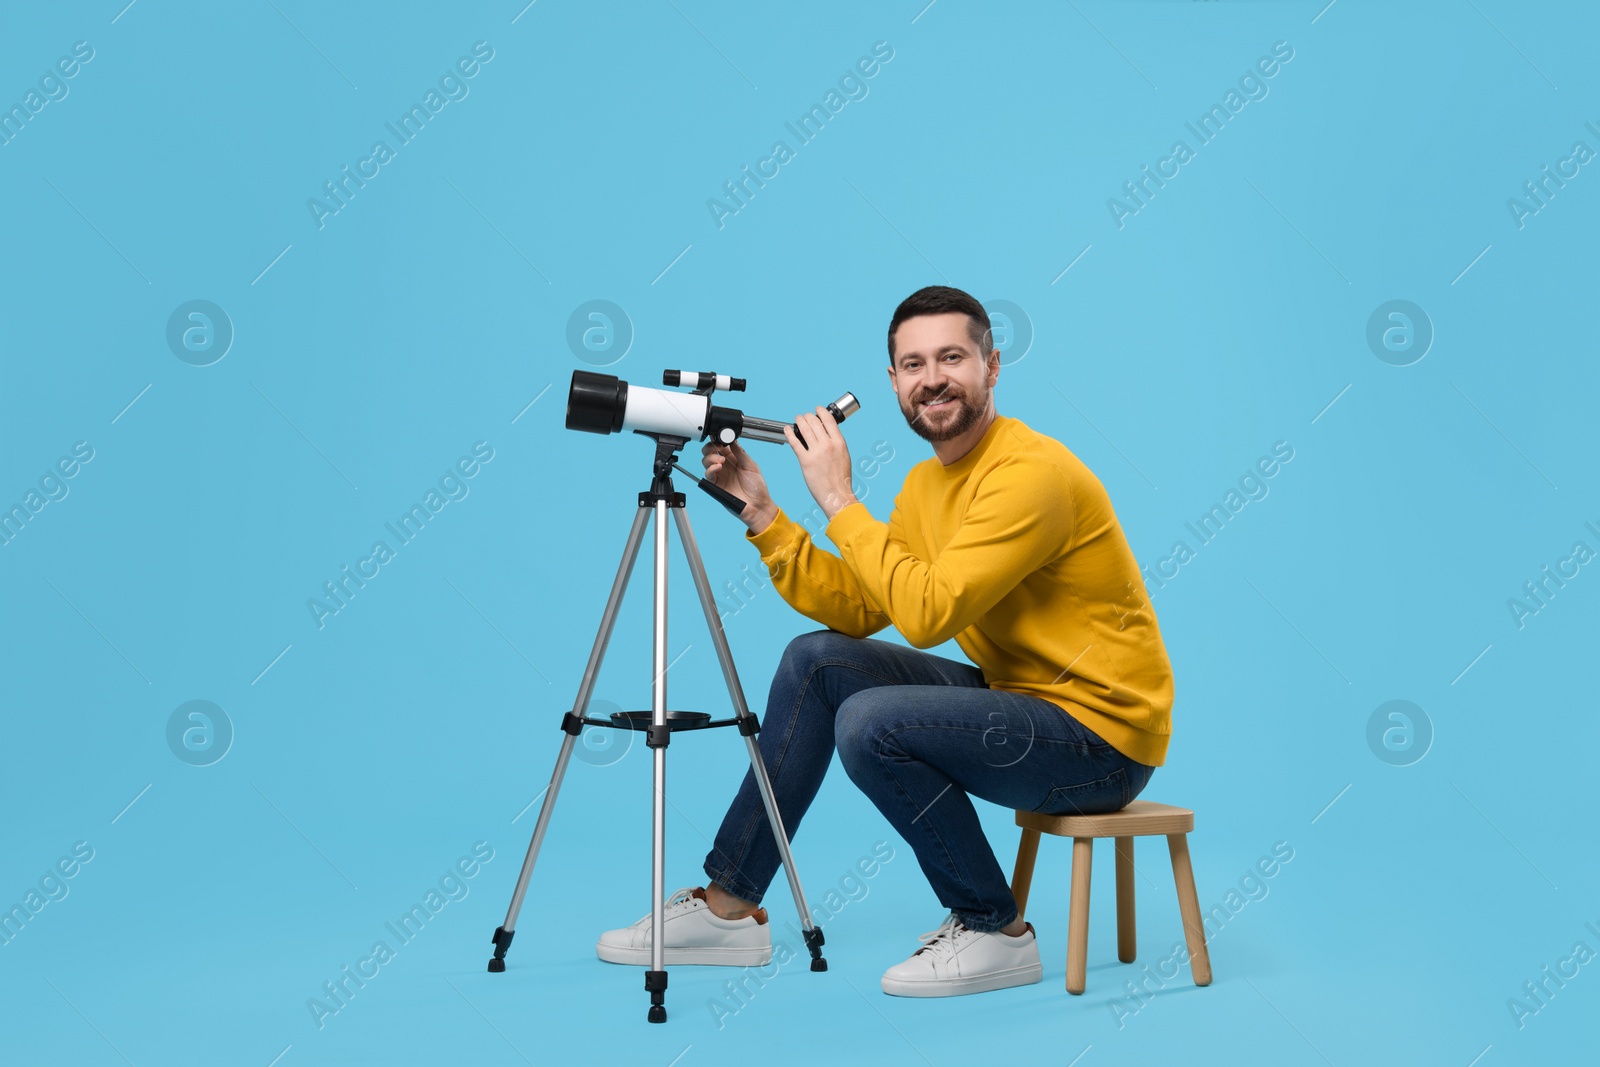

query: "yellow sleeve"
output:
825 458 1074 649
746 507 893 638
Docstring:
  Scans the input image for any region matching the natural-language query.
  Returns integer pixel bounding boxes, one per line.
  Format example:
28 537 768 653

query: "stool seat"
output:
1016 800 1194 838
1010 799 1212 995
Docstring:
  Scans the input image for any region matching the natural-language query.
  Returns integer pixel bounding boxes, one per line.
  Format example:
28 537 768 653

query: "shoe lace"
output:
664 887 698 911
912 914 970 961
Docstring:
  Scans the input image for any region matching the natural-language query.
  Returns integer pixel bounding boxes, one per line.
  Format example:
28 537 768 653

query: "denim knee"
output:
832 691 883 777
780 628 865 676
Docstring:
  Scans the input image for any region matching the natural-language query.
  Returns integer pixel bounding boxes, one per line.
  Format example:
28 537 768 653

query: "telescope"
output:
491 368 846 1016
566 369 858 448
565 369 859 518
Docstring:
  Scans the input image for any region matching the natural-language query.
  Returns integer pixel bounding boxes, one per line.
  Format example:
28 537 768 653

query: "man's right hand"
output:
702 440 777 534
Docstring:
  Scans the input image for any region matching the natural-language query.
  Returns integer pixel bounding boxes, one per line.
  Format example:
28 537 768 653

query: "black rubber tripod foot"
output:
646 968 667 1023
488 925 514 973
805 925 827 971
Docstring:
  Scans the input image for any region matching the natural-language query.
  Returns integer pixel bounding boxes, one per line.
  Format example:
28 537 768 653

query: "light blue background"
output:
1 1 1596 1064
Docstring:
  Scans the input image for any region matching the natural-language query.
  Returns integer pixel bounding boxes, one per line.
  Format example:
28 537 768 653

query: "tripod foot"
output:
645 968 667 1023
804 924 827 972
488 925 514 973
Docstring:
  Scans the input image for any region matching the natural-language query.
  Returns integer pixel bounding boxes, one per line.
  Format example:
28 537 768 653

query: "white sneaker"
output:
596 886 773 966
880 913 1043 997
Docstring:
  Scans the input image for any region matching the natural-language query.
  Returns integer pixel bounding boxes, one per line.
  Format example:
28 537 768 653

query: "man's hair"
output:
886 285 992 366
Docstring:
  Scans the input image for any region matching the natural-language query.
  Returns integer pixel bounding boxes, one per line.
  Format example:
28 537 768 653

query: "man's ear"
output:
987 348 1001 385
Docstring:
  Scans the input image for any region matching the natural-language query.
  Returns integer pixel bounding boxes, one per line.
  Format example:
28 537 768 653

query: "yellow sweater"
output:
745 414 1174 766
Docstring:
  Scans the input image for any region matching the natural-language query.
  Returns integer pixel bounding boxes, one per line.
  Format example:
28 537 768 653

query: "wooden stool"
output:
1010 800 1212 994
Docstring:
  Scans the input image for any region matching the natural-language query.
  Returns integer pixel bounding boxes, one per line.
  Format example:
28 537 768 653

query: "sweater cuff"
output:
824 500 876 545
746 506 805 561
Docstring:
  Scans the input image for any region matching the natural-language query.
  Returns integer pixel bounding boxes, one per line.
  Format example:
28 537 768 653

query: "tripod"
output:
487 433 827 1023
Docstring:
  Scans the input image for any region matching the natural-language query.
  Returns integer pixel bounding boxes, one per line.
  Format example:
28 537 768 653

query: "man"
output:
597 285 1174 997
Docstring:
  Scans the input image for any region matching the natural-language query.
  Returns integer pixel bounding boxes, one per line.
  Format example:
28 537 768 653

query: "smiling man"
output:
595 285 1174 997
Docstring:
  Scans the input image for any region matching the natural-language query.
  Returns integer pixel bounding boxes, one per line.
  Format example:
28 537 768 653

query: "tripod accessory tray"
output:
607 710 713 731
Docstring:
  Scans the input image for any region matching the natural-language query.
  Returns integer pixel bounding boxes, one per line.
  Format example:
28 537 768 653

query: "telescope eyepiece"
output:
828 392 860 422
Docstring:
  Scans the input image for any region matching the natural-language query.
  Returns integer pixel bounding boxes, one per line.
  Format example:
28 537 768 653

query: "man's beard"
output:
900 380 989 443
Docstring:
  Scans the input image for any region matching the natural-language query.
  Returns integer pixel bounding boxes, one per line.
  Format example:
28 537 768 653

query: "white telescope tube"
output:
620 386 710 438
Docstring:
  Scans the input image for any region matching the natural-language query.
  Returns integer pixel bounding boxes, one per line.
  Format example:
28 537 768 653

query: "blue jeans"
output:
702 630 1156 933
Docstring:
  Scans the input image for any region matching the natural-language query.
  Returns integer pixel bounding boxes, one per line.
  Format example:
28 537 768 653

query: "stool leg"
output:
1066 837 1092 994
1166 832 1212 986
1115 835 1136 964
1010 828 1041 920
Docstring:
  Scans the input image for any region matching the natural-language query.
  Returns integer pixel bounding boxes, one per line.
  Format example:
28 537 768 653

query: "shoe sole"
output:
881 961 1043 997
596 943 773 967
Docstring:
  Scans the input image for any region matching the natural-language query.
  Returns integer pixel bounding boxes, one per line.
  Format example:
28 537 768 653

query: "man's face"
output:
887 312 999 443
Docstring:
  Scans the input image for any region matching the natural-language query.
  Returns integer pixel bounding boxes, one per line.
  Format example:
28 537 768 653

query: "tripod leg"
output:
671 508 829 972
489 505 652 973
646 499 670 1023
489 732 578 973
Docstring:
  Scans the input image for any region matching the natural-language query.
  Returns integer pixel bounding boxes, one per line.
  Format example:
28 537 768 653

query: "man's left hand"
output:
786 407 858 520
